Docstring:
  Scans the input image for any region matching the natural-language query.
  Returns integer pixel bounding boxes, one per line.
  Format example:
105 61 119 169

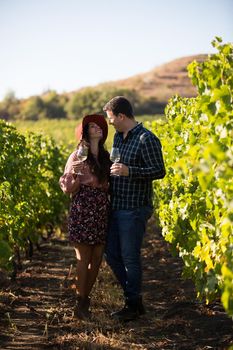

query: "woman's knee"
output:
74 243 92 264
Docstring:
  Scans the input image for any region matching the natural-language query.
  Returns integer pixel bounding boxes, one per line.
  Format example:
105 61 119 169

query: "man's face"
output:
106 110 122 131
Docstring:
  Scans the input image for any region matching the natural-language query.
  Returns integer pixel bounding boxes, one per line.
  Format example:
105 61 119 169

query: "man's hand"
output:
110 163 129 176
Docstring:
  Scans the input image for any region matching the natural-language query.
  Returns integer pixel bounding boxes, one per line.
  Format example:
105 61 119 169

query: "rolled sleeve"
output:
59 173 80 194
59 151 80 194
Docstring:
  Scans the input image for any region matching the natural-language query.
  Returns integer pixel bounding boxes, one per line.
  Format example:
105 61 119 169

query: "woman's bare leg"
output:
86 244 104 296
73 243 92 297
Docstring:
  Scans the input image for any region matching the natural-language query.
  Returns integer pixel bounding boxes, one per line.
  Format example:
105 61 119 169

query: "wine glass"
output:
110 147 120 163
110 147 120 176
75 144 88 175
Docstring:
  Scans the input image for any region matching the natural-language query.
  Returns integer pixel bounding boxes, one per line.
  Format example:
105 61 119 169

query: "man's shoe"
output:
111 304 139 322
111 298 145 322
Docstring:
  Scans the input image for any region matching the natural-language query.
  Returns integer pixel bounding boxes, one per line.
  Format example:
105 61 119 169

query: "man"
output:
103 96 166 322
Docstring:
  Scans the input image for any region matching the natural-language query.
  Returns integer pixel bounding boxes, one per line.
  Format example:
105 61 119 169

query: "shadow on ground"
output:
0 218 232 349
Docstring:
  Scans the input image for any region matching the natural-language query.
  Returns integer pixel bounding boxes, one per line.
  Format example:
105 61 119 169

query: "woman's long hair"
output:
77 124 111 183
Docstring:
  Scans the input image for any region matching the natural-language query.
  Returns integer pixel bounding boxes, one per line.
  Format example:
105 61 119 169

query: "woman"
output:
59 114 111 319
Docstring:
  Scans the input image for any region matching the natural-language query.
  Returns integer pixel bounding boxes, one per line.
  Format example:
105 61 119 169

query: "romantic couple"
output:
59 96 166 322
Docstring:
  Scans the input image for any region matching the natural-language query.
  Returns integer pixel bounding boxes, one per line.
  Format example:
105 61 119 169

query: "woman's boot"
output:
74 296 91 319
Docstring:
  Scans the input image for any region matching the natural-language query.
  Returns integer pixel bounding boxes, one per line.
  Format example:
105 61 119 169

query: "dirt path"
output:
0 220 232 350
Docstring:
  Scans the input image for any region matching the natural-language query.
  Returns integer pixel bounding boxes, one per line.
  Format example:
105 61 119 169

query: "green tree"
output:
20 96 45 120
42 90 67 119
0 90 20 120
65 86 144 119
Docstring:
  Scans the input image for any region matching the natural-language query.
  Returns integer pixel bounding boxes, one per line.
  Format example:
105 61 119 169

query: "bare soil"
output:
0 219 232 350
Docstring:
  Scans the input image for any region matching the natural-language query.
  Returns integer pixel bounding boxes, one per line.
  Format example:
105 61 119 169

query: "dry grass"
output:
0 219 232 349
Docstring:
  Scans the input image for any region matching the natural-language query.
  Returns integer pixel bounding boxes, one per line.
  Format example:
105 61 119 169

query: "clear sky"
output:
0 0 232 101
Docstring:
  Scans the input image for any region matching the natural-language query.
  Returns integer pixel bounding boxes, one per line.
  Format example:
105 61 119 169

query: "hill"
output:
96 54 208 103
0 54 208 120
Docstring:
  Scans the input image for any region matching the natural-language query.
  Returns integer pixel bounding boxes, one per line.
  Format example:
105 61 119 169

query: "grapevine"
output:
0 121 68 271
152 37 233 316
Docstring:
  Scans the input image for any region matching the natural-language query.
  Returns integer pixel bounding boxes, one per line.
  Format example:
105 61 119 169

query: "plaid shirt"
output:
110 123 166 210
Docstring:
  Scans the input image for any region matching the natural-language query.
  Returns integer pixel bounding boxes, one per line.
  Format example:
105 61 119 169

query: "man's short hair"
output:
103 96 134 118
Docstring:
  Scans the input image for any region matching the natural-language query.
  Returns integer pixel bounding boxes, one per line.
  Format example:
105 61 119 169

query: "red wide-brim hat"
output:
75 114 108 143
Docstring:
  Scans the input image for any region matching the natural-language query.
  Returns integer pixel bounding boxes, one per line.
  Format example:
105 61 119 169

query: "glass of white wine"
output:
110 147 120 163
75 144 88 175
110 147 120 176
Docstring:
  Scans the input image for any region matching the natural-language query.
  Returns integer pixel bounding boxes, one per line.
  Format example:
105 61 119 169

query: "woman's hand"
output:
72 161 85 174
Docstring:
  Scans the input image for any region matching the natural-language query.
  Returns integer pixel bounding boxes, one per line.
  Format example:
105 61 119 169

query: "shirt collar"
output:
128 122 142 135
117 122 142 138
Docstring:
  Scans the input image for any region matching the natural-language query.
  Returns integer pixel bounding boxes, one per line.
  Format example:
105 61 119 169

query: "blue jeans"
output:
105 206 153 301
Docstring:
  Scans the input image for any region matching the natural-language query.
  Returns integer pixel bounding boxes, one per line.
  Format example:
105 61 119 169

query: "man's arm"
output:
128 133 166 180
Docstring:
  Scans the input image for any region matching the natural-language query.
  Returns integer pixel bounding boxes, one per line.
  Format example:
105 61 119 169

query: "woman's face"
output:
88 122 103 140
